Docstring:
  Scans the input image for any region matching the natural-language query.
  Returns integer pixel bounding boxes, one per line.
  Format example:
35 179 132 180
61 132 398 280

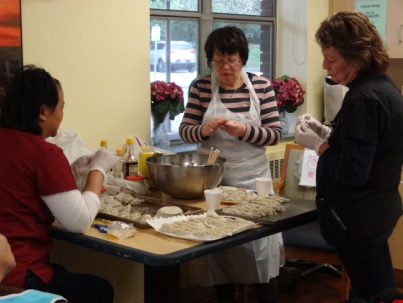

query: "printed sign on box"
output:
299 149 318 187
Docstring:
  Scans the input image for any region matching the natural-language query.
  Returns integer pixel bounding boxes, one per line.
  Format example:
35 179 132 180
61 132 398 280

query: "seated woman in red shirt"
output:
0 65 118 303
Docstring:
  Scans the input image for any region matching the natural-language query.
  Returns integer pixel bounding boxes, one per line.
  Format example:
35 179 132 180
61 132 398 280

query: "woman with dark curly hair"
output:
295 11 403 301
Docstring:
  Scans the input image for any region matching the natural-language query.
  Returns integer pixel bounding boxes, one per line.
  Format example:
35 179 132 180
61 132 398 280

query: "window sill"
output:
164 133 294 154
156 139 197 154
169 143 198 154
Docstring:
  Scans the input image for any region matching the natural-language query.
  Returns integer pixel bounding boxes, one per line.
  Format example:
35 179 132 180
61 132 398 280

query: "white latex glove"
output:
297 113 331 139
295 123 327 155
70 154 94 182
296 113 307 126
88 148 120 180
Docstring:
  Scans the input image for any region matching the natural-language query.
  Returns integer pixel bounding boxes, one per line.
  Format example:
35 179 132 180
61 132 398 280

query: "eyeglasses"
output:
210 59 242 67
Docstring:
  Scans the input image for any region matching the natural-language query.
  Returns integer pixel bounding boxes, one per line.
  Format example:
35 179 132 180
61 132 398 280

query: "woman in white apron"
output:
179 26 283 303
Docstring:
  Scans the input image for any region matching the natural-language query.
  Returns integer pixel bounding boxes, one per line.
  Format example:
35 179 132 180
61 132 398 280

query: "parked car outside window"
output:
150 41 196 73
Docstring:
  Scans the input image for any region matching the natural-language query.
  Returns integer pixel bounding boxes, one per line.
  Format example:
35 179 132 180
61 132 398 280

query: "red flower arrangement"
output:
272 75 306 113
151 80 184 128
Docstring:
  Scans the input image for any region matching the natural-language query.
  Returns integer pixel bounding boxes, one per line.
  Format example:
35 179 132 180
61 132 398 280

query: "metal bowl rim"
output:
145 154 226 166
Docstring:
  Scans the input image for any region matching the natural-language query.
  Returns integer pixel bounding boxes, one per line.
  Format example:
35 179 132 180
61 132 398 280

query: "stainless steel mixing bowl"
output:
146 154 226 199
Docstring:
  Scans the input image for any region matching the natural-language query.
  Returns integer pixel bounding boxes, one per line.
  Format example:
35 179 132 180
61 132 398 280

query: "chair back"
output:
276 144 316 200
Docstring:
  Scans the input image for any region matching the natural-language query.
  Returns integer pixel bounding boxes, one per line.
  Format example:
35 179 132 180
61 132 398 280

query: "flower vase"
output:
279 109 289 135
152 113 170 149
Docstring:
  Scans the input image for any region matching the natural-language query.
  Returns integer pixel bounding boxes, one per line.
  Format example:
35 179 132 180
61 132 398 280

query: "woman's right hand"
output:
298 113 332 139
297 114 321 130
88 148 120 180
202 118 228 137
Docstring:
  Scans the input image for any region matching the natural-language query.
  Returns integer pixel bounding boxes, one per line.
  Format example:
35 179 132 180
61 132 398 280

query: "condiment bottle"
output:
138 145 156 177
100 140 114 176
123 138 138 178
100 140 108 149
113 148 124 178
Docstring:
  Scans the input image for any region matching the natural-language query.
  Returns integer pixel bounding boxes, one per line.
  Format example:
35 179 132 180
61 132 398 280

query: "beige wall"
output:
21 0 151 151
277 0 329 128
305 0 329 120
388 59 403 92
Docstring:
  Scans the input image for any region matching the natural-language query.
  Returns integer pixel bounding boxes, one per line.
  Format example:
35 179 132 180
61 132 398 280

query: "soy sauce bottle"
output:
123 138 138 178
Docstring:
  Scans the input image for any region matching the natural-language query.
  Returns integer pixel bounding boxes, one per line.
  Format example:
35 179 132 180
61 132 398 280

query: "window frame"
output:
150 0 277 148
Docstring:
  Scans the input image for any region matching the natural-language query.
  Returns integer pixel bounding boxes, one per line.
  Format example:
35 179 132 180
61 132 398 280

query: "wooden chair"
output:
275 143 350 301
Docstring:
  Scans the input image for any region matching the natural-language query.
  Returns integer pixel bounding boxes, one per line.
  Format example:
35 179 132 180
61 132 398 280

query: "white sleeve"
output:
42 190 100 233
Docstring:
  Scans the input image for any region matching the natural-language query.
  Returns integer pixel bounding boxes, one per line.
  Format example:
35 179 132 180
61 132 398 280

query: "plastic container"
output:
126 174 145 185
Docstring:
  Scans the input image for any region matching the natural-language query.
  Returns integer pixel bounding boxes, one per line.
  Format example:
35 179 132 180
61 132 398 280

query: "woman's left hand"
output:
219 120 247 137
70 153 94 182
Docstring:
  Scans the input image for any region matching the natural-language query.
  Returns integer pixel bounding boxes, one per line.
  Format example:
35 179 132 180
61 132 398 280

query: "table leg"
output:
144 264 180 303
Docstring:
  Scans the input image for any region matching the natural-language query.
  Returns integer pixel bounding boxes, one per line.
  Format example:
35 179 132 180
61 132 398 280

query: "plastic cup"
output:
204 188 223 212
255 177 272 197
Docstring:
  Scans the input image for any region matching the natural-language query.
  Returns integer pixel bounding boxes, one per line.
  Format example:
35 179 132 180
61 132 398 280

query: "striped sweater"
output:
179 72 282 146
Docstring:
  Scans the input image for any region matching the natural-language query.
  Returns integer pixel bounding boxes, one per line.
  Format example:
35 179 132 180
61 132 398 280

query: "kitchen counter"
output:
51 194 317 303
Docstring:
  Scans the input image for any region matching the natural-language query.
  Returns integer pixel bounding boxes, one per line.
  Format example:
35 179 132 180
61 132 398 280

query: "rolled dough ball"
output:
155 206 183 218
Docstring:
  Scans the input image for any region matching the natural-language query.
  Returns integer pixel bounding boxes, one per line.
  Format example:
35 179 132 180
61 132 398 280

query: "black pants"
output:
214 277 279 303
24 265 114 303
335 229 396 301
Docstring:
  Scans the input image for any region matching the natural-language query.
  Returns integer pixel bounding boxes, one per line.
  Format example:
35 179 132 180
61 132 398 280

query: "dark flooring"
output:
181 264 343 303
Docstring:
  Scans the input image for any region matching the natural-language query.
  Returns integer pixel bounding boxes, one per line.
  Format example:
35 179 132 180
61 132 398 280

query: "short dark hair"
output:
0 65 60 135
204 26 249 67
315 10 389 74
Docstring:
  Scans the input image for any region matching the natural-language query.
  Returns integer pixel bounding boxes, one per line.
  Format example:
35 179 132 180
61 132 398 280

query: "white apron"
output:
187 69 284 285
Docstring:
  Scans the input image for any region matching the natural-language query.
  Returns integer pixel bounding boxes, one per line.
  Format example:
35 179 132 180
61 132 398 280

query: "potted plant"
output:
272 75 306 113
272 75 306 134
150 80 184 147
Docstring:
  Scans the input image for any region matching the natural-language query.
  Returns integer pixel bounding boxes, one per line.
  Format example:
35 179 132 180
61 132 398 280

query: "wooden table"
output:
51 196 317 303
